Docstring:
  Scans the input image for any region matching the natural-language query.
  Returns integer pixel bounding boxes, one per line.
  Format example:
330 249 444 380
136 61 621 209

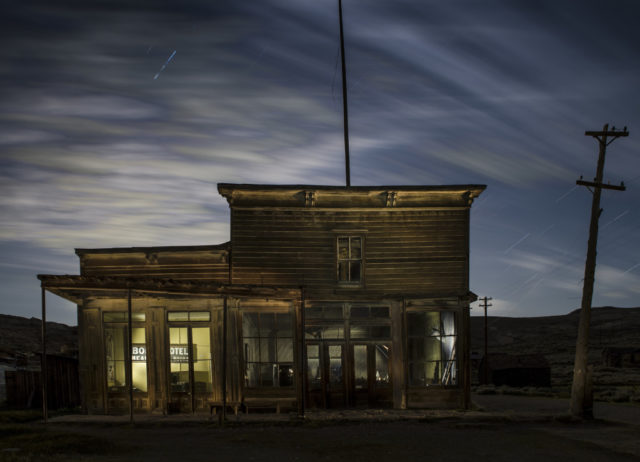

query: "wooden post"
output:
221 296 228 424
297 287 306 418
128 288 134 423
41 286 48 424
570 124 628 418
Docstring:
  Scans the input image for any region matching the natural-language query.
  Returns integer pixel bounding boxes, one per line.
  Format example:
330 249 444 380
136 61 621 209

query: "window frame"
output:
242 311 295 389
336 235 364 285
406 310 458 388
102 311 148 394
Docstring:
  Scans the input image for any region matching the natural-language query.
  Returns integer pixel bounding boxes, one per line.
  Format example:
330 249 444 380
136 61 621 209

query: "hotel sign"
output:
132 344 147 362
170 344 192 363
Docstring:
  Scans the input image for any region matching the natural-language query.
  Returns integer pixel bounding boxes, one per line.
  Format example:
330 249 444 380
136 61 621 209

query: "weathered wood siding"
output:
231 209 468 296
78 246 229 283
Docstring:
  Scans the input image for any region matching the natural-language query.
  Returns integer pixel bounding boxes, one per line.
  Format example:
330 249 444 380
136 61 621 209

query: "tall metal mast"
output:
338 0 351 187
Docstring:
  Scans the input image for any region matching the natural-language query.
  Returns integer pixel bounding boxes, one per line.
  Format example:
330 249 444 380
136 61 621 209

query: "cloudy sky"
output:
1 0 639 325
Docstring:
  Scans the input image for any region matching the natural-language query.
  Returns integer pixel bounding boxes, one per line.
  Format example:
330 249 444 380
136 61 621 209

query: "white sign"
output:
132 344 147 362
170 344 190 363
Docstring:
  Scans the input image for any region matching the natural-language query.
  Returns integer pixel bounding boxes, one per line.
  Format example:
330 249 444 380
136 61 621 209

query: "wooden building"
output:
39 183 485 414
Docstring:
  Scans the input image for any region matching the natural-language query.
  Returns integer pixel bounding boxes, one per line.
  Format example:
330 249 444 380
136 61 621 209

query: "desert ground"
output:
2 394 639 462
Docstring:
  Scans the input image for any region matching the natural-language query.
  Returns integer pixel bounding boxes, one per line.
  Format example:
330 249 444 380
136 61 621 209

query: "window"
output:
337 236 363 283
103 312 147 392
407 311 457 386
243 312 294 387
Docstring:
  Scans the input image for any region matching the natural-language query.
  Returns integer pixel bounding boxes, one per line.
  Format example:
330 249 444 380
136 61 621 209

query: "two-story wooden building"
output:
39 183 485 414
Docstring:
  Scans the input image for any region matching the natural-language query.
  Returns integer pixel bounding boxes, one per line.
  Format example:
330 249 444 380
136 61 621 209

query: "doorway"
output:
168 325 212 413
306 340 391 408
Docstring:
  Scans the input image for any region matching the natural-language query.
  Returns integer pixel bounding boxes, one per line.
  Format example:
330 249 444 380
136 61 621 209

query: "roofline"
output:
75 241 230 256
218 183 487 192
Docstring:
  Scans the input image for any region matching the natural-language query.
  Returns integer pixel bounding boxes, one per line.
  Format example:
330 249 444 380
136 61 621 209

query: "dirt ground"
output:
3 394 639 461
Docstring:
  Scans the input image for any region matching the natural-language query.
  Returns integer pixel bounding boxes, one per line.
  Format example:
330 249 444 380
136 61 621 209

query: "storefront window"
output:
104 312 147 392
407 311 457 386
243 312 294 387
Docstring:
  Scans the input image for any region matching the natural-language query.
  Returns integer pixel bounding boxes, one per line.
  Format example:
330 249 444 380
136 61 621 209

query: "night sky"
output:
1 0 639 325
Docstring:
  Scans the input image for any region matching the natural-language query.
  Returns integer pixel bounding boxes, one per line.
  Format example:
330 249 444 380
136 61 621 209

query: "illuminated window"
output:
103 313 147 392
337 236 363 283
407 311 457 387
243 312 294 388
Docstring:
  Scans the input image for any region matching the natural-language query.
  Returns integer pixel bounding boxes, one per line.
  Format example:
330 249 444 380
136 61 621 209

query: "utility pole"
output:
478 297 492 384
570 123 628 418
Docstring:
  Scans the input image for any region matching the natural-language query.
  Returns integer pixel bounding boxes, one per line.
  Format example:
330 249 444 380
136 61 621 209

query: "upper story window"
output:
337 236 363 284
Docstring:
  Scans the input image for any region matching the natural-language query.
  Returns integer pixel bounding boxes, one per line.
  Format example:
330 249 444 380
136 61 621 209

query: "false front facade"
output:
39 183 485 414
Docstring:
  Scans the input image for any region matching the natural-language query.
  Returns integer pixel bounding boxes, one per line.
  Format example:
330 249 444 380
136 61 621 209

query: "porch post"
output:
128 288 134 423
221 296 228 423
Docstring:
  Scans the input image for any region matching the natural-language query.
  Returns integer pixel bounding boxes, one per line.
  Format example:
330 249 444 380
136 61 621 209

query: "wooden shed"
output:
479 353 551 388
39 183 485 414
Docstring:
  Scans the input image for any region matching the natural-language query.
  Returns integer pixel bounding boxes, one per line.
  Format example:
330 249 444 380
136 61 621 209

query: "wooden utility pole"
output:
41 286 48 424
338 0 351 187
570 123 628 418
478 297 492 384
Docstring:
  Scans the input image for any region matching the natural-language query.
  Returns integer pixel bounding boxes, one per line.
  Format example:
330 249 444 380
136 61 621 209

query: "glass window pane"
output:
168 312 189 322
103 312 126 322
305 326 323 340
350 306 369 318
276 313 292 337
442 336 456 362
260 313 276 337
323 306 343 319
441 311 456 336
407 313 426 337
105 326 126 390
350 326 368 339
306 344 319 358
329 358 342 385
277 339 294 362
131 327 147 392
442 361 457 386
278 365 294 387
370 325 390 339
322 325 344 339
244 338 259 363
350 237 361 258
189 311 210 322
307 357 321 390
131 312 146 322
375 344 390 386
246 363 259 388
354 345 367 390
243 313 259 337
408 338 425 361
425 361 440 385
338 238 349 259
349 262 361 281
306 306 322 319
260 338 276 362
132 363 147 392
371 306 389 318
192 327 212 393
260 364 275 387
338 262 349 281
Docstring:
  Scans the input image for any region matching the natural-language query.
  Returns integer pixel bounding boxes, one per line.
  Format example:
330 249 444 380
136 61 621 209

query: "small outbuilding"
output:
479 353 551 387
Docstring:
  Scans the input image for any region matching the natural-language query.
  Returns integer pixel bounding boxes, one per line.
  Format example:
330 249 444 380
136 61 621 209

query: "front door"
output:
306 342 346 408
350 343 392 407
168 326 212 413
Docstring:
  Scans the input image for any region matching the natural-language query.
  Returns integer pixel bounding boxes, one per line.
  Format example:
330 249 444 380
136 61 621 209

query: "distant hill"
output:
471 306 640 398
0 314 77 361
